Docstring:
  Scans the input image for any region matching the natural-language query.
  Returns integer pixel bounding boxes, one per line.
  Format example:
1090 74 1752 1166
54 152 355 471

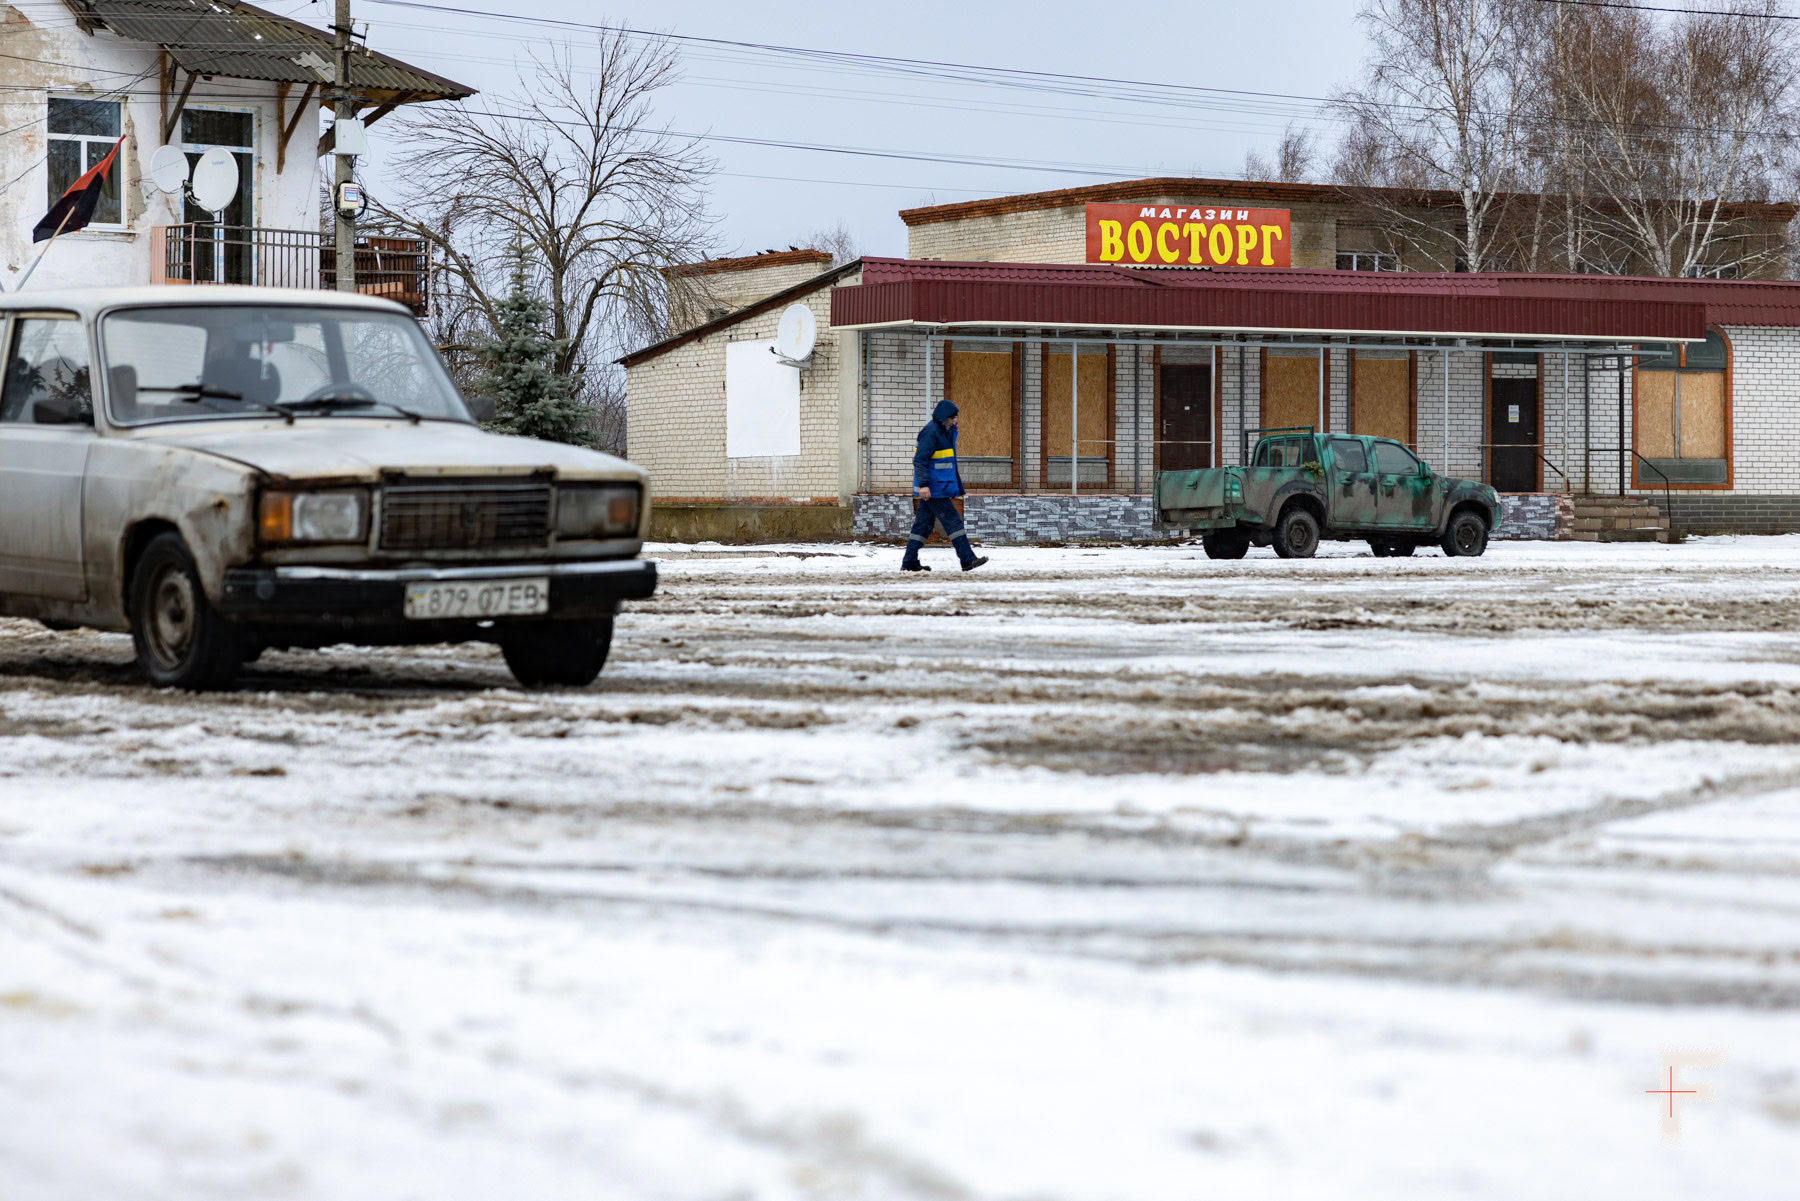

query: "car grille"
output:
379 482 552 551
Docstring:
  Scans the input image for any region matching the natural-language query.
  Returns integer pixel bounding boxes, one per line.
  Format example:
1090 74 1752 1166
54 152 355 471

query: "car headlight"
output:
258 489 369 544
556 484 640 539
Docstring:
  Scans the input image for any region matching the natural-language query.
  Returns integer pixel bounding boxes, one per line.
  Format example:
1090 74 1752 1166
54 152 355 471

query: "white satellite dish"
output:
189 147 239 214
774 302 817 364
149 144 190 194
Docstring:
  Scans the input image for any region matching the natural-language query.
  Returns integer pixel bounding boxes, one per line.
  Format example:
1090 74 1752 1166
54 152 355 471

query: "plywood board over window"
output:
1042 346 1114 489
1261 348 1321 435
947 341 1017 487
1632 329 1732 488
1350 351 1413 445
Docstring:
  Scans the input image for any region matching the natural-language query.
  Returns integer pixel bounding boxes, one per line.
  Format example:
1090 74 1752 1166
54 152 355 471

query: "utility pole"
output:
333 0 355 292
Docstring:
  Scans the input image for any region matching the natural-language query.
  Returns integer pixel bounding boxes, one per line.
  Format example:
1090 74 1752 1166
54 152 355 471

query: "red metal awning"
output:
830 259 1800 341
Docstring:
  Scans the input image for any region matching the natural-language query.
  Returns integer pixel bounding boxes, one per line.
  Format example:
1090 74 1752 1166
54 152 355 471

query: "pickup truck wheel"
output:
1440 511 1490 557
500 619 614 688
128 532 243 690
1273 507 1321 559
1202 531 1250 560
1369 541 1415 558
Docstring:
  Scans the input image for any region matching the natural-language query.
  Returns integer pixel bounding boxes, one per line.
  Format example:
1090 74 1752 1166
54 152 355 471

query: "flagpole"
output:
13 207 76 292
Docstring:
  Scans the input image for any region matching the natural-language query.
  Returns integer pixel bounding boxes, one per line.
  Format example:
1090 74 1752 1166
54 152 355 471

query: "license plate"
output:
403 577 549 620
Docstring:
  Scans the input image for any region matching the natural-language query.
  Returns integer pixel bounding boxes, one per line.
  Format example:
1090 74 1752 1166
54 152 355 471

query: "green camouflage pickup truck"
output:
1156 427 1502 560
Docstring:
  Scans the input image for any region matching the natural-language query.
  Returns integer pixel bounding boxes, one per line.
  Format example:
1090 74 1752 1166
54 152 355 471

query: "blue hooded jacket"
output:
913 400 963 498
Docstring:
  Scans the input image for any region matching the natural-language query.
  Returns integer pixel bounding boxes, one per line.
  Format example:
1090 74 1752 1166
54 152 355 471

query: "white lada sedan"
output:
0 287 655 689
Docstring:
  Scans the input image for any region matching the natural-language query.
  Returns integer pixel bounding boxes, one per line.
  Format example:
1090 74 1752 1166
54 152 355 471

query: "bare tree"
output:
373 32 717 451
1549 1 1796 277
803 220 860 267
1244 123 1319 183
1331 0 1539 272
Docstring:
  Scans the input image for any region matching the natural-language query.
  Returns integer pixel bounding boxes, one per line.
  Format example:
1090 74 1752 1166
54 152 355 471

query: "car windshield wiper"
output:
275 394 423 424
141 382 294 424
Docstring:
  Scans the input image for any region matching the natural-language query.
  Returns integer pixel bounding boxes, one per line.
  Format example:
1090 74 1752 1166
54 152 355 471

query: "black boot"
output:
901 560 932 572
961 556 989 572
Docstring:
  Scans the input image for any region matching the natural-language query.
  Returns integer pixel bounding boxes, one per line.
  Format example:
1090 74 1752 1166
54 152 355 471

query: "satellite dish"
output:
189 148 239 214
149 144 190 194
774 303 817 364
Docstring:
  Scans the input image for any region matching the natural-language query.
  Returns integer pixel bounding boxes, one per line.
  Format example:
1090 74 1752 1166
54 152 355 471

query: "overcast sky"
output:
323 0 1365 260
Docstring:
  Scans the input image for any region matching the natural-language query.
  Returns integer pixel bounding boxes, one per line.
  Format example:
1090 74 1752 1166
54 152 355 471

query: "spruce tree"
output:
474 245 594 447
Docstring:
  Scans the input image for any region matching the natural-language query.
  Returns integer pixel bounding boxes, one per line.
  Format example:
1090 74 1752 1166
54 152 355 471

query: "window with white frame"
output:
47 97 123 227
1336 251 1400 272
1683 261 1741 280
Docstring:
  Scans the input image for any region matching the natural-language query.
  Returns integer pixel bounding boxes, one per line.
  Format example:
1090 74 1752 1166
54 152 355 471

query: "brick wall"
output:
906 196 1342 268
625 270 858 504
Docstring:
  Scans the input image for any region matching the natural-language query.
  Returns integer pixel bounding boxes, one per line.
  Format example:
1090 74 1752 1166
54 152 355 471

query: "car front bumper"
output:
218 559 658 627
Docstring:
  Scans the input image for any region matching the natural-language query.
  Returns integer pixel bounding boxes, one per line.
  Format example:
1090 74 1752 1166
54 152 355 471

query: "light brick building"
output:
623 178 1800 542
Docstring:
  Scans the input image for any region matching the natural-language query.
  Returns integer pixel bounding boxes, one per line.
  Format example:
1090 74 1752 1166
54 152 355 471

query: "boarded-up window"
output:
1044 348 1112 485
948 342 1015 486
1262 349 1320 434
1635 332 1728 484
1351 352 1411 445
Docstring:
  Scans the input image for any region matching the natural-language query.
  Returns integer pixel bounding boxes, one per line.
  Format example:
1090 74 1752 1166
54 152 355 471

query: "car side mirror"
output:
465 393 497 423
33 395 93 426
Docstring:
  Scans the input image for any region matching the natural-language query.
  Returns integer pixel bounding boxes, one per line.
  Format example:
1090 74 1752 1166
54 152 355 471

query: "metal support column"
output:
1070 340 1079 497
1441 347 1450 468
1562 350 1570 493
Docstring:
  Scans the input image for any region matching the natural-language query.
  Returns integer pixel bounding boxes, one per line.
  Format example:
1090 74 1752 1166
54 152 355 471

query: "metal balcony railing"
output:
155 225 431 316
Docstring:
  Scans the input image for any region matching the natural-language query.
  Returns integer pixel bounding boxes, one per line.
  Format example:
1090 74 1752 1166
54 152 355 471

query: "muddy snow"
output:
5 537 1800 1199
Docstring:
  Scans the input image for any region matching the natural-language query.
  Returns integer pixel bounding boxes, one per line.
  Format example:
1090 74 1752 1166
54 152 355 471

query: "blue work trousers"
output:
904 498 976 566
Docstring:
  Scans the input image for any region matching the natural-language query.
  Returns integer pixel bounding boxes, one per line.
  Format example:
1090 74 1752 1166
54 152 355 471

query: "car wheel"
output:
500 618 614 688
1202 531 1250 560
1273 506 1321 559
128 532 243 690
1370 541 1415 558
1369 540 1391 558
1440 511 1490 557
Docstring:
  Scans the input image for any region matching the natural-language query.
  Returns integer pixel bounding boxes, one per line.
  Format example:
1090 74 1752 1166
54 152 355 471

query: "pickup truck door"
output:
1326 437 1377 527
1371 440 1435 530
0 315 94 601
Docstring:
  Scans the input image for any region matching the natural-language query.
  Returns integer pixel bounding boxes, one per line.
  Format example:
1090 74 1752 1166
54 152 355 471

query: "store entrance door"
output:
1489 378 1539 492
1159 365 1212 471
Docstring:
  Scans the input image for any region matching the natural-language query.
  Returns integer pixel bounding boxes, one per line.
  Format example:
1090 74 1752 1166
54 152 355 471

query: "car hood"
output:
131 419 643 484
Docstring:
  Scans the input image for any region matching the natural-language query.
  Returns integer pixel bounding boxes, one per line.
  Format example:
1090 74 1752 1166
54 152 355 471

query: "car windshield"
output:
100 305 471 426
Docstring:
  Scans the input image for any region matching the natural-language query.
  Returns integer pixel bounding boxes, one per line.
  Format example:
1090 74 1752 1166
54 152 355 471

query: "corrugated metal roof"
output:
835 258 1800 340
74 0 473 100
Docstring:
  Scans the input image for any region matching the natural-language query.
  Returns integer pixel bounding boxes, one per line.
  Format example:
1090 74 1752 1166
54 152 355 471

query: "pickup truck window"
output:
1255 437 1309 468
1373 442 1421 474
1 317 91 425
1329 438 1368 471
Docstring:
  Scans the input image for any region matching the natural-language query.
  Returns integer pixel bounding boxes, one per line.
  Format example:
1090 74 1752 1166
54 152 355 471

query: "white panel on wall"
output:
725 340 800 458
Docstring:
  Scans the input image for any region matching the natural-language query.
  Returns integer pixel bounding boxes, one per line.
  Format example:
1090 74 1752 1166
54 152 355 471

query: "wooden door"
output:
1159 365 1212 471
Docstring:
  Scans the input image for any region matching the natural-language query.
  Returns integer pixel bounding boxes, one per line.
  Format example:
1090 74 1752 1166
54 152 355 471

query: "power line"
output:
1530 0 1800 18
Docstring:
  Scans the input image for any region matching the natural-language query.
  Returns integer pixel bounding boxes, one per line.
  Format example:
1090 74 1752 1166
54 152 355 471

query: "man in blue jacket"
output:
903 399 989 573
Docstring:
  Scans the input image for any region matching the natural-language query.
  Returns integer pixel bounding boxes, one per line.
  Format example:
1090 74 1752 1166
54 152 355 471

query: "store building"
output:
622 178 1800 542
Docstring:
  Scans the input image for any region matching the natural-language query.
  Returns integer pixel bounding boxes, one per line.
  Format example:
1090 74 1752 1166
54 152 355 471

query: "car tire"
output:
1273 506 1321 559
128 532 243 690
1369 541 1415 558
1202 531 1250 560
1440 511 1490 558
500 618 614 688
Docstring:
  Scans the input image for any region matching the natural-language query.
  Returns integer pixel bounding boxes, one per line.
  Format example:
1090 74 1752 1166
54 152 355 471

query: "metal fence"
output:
157 225 430 316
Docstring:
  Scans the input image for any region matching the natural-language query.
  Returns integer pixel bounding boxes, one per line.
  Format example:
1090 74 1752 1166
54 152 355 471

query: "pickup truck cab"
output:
1156 427 1500 560
0 287 655 689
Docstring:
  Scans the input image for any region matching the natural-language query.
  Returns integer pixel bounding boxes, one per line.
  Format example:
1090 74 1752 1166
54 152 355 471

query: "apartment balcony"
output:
154 224 432 316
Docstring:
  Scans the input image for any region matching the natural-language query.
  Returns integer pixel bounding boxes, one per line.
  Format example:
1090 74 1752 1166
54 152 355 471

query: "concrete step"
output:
1594 528 1677 543
1572 502 1662 519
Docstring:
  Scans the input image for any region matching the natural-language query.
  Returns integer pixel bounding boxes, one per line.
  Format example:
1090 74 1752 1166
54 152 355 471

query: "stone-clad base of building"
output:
1658 495 1800 535
651 503 852 543
854 493 1571 544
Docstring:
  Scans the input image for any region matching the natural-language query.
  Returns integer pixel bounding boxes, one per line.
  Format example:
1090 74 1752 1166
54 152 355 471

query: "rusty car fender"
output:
81 440 260 630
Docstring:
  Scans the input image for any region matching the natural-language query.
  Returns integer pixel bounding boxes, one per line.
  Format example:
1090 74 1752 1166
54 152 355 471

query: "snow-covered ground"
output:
5 537 1800 1199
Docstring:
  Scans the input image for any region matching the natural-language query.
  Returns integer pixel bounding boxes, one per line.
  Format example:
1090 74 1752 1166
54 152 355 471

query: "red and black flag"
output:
33 135 124 242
